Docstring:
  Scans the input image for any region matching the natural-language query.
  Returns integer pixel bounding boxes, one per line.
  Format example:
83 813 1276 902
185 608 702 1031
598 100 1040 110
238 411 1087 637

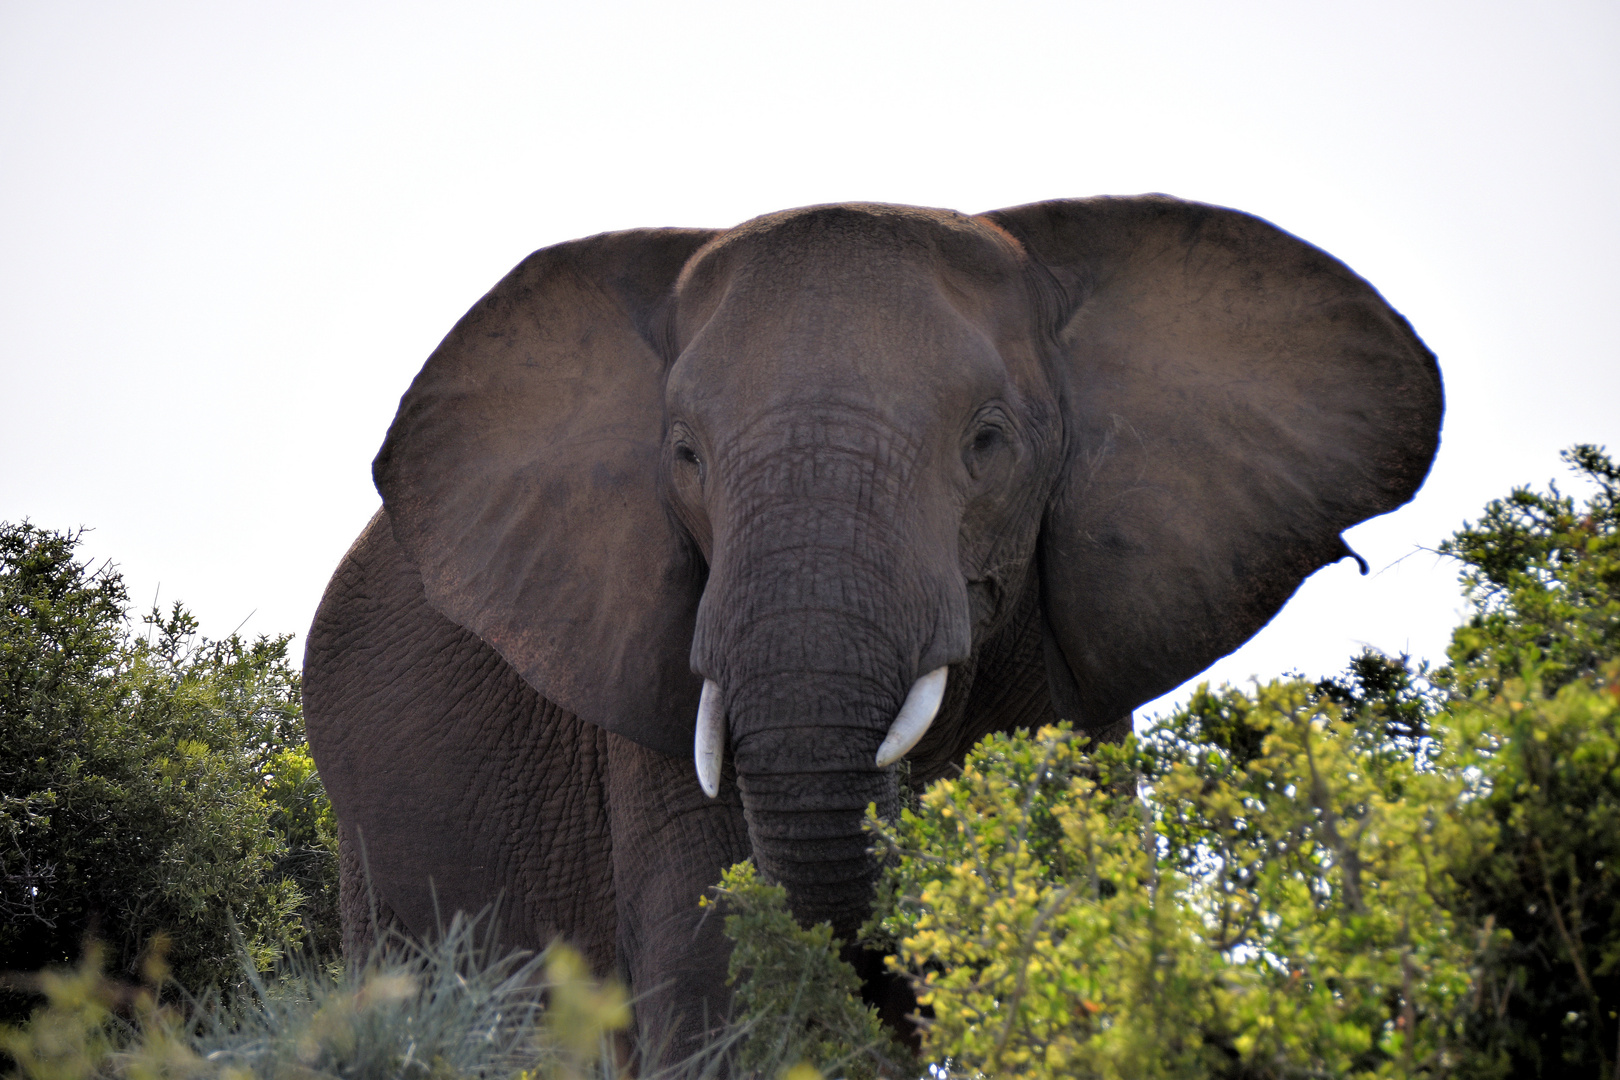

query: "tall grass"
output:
0 912 779 1080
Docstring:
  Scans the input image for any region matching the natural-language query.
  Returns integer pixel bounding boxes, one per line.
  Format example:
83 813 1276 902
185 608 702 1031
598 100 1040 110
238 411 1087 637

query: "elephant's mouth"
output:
967 577 1001 633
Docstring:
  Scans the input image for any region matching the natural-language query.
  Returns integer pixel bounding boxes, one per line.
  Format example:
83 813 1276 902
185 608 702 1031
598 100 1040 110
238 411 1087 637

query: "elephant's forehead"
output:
665 203 1034 431
676 202 1025 309
666 283 1010 438
671 204 1026 366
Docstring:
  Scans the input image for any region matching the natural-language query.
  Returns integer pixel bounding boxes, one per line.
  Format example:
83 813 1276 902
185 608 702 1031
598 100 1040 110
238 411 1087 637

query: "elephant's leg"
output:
605 733 750 1062
336 820 409 960
306 510 618 972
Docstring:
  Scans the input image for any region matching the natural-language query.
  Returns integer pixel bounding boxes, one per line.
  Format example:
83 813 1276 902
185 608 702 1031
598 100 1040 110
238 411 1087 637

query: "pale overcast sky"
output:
2 1 1616 720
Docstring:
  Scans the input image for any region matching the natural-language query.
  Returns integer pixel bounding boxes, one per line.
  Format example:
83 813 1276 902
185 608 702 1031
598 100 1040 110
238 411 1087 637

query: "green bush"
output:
0 523 338 1016
1439 443 1619 699
867 699 1487 1078
1434 445 1620 1074
1444 666 1620 1075
708 862 910 1079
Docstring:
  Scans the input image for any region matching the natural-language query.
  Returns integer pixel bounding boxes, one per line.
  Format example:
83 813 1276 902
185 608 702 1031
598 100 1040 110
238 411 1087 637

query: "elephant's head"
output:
373 197 1442 932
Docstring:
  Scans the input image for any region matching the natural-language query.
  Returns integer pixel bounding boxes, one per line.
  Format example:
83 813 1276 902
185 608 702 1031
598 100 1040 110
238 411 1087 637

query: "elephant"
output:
303 195 1442 1057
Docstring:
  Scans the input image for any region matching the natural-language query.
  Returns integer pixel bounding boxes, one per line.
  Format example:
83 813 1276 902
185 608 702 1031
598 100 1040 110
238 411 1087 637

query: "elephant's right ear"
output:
373 228 719 759
985 196 1443 730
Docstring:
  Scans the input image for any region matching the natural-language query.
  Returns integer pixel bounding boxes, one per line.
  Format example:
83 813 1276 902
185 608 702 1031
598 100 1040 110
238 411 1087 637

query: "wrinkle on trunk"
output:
707 598 912 935
739 769 897 935
725 665 903 935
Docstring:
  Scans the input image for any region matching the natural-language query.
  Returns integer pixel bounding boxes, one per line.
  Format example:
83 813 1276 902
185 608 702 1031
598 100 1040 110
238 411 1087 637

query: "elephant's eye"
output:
674 442 707 486
963 417 1011 482
966 424 1007 463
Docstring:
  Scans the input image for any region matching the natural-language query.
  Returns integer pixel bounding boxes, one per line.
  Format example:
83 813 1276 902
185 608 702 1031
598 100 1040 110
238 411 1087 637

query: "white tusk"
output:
694 679 726 798
875 667 949 767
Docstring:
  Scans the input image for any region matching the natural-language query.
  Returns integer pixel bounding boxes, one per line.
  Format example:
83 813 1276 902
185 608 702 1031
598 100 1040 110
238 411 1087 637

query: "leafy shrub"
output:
707 862 909 1079
1439 443 1619 699
0 522 338 1015
866 699 1486 1079
1443 665 1620 1076
1432 445 1620 1075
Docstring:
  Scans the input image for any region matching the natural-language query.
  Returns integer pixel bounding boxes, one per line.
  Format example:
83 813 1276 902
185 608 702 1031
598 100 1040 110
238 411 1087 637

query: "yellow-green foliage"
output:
1432 444 1620 1074
855 665 1620 1079
0 941 216 1080
0 946 122 1080
259 744 341 959
708 862 909 1079
531 945 631 1079
867 691 1491 1079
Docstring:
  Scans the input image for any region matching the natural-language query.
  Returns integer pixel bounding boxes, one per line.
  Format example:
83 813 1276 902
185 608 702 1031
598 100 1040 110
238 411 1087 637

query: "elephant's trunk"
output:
726 666 905 935
691 428 971 933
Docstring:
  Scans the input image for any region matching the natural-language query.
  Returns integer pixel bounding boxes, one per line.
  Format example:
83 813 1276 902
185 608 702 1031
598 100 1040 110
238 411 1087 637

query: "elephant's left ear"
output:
984 196 1443 729
373 227 719 759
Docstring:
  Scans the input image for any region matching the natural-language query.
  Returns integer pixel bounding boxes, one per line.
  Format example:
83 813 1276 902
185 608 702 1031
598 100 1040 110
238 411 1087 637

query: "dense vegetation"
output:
0 523 338 1016
1 443 1616 1079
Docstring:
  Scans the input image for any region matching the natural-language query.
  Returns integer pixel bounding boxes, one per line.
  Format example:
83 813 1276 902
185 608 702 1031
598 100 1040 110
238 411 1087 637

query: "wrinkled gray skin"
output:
304 196 1442 1057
